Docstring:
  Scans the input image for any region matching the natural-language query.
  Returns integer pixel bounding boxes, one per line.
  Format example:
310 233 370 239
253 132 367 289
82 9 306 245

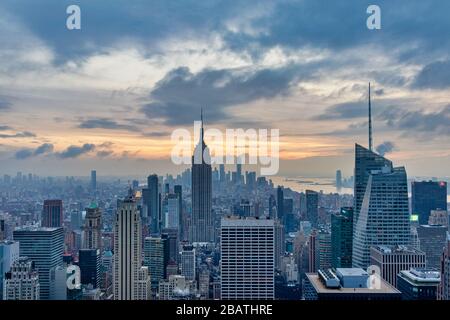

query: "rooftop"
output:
372 245 424 255
306 273 400 295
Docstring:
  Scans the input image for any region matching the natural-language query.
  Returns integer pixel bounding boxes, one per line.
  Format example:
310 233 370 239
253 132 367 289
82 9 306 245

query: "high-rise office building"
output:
79 248 101 289
305 190 318 227
220 217 275 300
276 187 284 222
113 191 144 300
0 240 20 299
162 228 178 263
412 181 447 225
82 202 102 250
180 245 196 281
370 245 426 288
90 170 97 191
331 207 353 268
0 219 5 241
274 219 285 270
174 185 183 240
236 163 242 185
353 144 392 233
13 227 64 300
336 170 342 190
144 235 169 289
70 210 83 231
352 145 411 269
417 225 447 269
440 238 450 300
147 174 161 234
42 200 63 228
397 268 440 300
191 112 213 243
3 257 40 300
135 266 151 300
165 194 180 229
219 164 226 183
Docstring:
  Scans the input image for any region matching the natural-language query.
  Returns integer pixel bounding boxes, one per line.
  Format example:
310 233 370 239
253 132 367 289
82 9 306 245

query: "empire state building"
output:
190 110 213 243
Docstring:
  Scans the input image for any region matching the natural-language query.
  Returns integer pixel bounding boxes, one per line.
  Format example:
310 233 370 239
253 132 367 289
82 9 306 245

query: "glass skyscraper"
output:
411 181 447 225
352 144 411 269
13 227 64 300
331 207 353 268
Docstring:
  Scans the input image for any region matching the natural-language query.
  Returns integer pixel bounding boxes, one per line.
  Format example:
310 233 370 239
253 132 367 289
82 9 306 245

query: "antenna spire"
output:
200 108 204 146
368 82 373 151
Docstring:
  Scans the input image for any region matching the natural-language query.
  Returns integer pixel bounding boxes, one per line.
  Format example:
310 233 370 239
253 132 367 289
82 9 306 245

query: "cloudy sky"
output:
0 0 449 178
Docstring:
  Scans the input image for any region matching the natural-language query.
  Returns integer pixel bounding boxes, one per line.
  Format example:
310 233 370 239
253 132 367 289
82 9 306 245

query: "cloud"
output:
34 143 54 155
142 131 171 138
57 143 96 159
14 143 54 159
78 118 139 132
0 125 13 131
96 150 113 158
142 65 307 125
0 131 36 138
379 105 450 137
376 141 395 156
14 149 33 159
412 60 450 89
0 100 11 110
313 102 368 120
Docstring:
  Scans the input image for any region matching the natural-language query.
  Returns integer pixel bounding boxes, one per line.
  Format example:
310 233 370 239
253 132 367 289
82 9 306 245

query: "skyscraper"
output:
276 186 284 222
220 217 275 300
180 245 196 281
219 164 226 183
0 240 20 299
305 190 318 227
144 235 169 289
274 219 285 270
113 191 143 300
79 248 101 289
439 237 450 300
417 225 447 269
147 174 161 234
42 200 63 228
191 111 213 243
165 194 180 229
331 207 353 268
412 181 447 225
370 245 426 288
13 227 64 300
82 202 102 250
90 170 97 191
174 185 183 240
397 268 440 300
3 257 40 300
336 170 342 190
352 144 410 269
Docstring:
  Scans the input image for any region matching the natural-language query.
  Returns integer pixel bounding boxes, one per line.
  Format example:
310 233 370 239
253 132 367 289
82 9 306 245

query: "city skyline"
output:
0 1 449 178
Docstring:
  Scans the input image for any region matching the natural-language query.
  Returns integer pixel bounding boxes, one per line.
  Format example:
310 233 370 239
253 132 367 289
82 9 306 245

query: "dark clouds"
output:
313 102 369 120
412 60 450 89
379 105 450 137
79 118 139 131
0 131 36 138
15 143 54 159
3 0 450 64
142 65 307 125
57 143 96 159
